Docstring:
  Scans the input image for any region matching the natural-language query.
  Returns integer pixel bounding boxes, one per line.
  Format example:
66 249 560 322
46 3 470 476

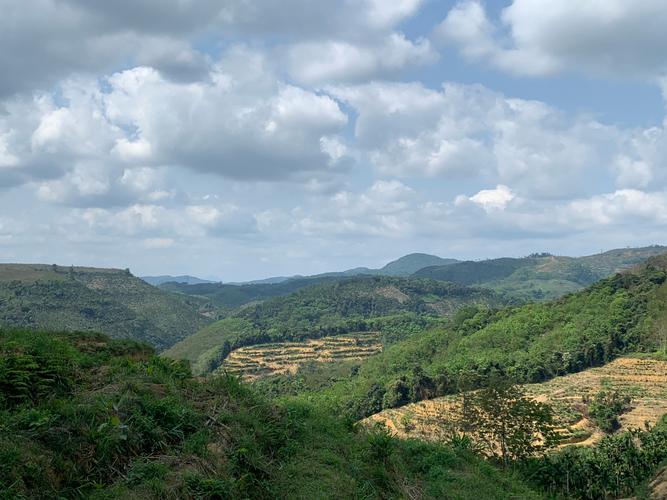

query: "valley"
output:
4 248 667 499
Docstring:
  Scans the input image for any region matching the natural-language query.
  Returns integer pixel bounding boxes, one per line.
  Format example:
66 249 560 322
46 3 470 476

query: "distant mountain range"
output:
140 275 218 286
149 253 459 287
314 253 459 278
157 246 667 310
414 245 667 300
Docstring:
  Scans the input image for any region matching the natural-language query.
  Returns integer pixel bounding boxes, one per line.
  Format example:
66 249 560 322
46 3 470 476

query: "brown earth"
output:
364 356 667 448
217 332 382 381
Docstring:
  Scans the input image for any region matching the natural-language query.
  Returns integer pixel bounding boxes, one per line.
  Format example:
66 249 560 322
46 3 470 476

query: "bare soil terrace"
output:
365 356 667 448
218 332 382 381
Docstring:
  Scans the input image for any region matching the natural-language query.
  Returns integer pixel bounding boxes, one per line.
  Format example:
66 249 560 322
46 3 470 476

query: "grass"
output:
0 328 543 499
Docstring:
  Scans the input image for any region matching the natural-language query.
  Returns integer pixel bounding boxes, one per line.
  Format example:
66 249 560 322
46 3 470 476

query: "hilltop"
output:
0 264 210 350
414 245 667 300
140 275 217 286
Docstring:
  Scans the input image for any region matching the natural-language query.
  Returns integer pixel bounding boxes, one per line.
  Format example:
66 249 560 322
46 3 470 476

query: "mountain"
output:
0 264 211 349
163 275 508 375
377 252 459 276
223 253 458 286
414 245 667 300
141 274 217 286
159 274 352 312
160 253 459 311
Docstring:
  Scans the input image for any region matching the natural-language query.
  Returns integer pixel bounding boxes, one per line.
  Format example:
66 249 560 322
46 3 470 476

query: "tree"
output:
457 378 556 465
588 389 632 433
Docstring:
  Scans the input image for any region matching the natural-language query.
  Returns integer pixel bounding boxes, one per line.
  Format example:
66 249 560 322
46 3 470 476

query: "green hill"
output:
141 275 217 286
377 252 459 276
0 264 211 350
164 275 507 375
159 275 351 313
0 328 541 499
257 254 667 420
414 245 667 300
161 253 459 312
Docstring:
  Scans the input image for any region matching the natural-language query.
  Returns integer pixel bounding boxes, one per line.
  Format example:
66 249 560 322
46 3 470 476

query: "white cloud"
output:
437 0 667 79
464 184 515 212
328 81 664 198
286 34 436 85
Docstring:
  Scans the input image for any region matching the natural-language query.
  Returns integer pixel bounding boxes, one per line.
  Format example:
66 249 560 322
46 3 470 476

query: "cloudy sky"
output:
1 0 667 281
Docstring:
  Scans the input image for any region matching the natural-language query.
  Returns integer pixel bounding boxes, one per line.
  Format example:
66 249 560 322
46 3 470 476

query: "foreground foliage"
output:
522 417 667 499
0 328 540 499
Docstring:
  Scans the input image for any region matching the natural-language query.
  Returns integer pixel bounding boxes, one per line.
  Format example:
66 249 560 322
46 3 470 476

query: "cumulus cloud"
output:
286 34 436 86
0 46 352 202
437 0 667 79
1 0 429 98
328 81 667 198
457 185 516 212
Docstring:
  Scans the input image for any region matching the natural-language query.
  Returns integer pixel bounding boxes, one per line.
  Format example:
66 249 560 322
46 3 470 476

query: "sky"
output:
1 0 667 281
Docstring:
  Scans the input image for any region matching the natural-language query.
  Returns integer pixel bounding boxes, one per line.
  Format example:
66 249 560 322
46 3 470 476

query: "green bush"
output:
587 390 632 433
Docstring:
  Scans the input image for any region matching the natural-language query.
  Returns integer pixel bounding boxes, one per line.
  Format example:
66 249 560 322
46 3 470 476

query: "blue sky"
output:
1 0 667 281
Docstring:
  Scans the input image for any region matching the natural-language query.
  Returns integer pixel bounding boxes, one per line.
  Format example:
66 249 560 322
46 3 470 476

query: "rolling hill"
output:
414 245 667 300
159 253 459 312
255 253 667 421
0 264 211 349
163 275 507 375
140 275 217 286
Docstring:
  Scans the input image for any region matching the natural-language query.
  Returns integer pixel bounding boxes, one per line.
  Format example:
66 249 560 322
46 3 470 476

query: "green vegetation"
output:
587 389 633 433
521 417 667 499
158 253 459 312
0 328 541 499
0 264 211 350
415 245 667 300
458 380 557 465
164 276 505 374
259 260 667 420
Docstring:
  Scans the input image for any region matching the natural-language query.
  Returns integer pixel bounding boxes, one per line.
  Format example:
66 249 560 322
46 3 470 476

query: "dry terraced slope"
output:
365 356 667 448
216 332 382 381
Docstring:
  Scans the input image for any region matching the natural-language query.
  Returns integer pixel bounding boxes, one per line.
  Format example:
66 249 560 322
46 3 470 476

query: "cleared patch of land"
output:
217 332 382 381
365 356 667 447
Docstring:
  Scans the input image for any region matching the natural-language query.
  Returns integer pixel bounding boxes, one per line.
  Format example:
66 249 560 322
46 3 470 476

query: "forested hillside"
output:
0 328 541 499
158 253 459 312
164 275 507 375
0 264 210 349
159 274 349 312
414 245 666 300
257 256 667 420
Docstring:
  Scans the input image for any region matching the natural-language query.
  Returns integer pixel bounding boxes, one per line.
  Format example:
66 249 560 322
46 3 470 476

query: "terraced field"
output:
216 332 382 381
365 356 667 448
